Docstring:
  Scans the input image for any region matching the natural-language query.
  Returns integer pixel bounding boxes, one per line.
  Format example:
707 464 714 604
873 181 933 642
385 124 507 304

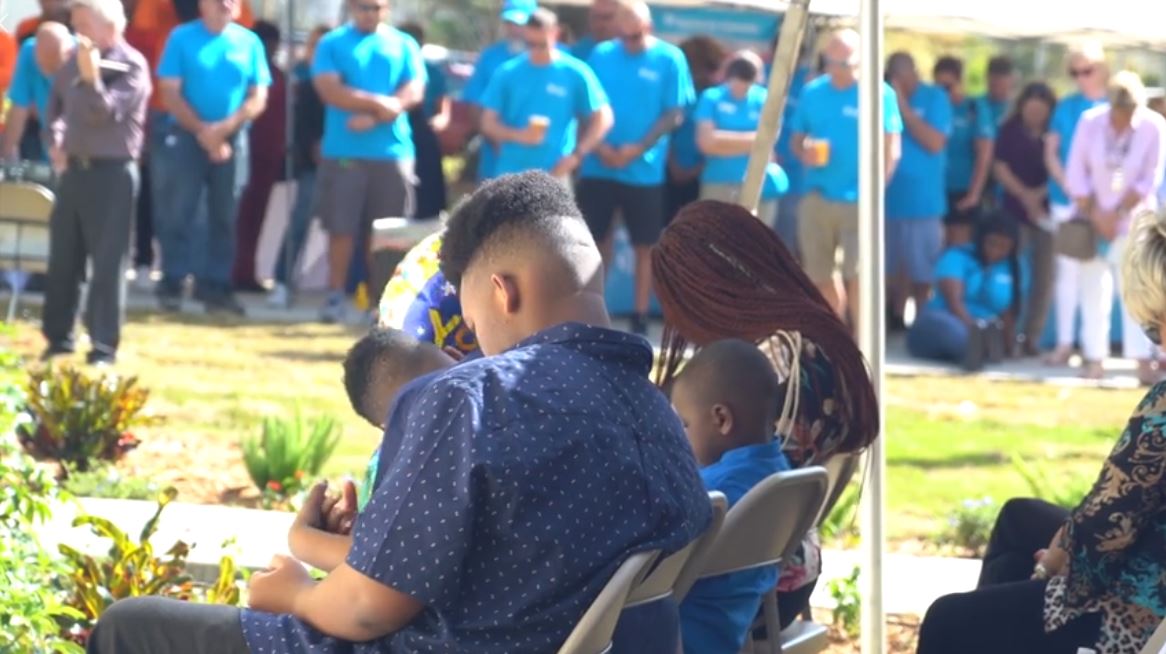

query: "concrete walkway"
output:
37 496 978 616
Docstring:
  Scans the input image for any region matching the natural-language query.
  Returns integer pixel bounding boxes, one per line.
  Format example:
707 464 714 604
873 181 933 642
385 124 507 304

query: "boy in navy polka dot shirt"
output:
671 339 792 654
86 171 711 654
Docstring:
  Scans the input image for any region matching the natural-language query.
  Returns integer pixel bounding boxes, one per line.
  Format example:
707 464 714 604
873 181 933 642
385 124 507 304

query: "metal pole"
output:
857 0 886 651
280 0 298 307
737 0 811 213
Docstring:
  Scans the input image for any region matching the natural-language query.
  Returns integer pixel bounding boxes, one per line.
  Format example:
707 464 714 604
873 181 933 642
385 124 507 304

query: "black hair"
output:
987 55 1015 78
438 171 584 289
725 55 760 84
526 8 559 29
677 339 783 440
1006 81 1057 128
252 20 281 50
974 211 1023 317
933 55 963 80
398 21 424 45
884 51 914 82
342 327 446 427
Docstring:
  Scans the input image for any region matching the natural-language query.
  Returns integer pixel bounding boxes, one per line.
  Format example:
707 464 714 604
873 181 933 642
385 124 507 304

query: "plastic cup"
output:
528 115 550 144
806 138 831 167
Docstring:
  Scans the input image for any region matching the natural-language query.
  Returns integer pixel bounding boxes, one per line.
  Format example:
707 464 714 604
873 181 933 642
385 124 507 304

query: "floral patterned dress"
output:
1044 380 1166 653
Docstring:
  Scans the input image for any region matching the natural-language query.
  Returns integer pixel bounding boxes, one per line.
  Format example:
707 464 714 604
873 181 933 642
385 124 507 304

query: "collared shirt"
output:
48 40 151 160
1066 105 1166 234
240 323 712 653
680 440 791 654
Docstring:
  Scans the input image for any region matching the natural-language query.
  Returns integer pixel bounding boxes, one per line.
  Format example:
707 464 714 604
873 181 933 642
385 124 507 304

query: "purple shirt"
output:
994 117 1049 223
1066 105 1166 234
48 38 151 160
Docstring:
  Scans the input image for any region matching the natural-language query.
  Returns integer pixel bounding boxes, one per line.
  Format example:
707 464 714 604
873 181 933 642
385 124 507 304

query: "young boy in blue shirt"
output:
671 339 792 654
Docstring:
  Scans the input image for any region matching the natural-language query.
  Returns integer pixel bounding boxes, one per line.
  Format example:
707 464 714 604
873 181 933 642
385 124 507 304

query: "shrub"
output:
939 496 998 558
827 565 861 639
17 366 154 474
62 464 159 501
820 482 861 546
1011 453 1093 510
241 410 340 508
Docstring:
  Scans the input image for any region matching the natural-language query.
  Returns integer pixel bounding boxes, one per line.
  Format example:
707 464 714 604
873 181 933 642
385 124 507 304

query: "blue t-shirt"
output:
481 53 608 176
928 244 1026 319
582 38 694 186
886 82 953 220
156 21 271 123
1048 92 1108 206
463 40 526 180
790 76 903 204
570 35 599 61
8 37 60 122
680 440 791 654
946 96 996 192
671 104 702 171
981 95 1010 128
419 59 447 119
239 323 712 654
312 23 425 161
775 65 812 197
694 83 767 186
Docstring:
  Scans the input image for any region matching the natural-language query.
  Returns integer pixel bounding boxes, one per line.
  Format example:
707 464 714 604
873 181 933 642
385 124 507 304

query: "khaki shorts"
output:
314 158 415 237
798 192 859 282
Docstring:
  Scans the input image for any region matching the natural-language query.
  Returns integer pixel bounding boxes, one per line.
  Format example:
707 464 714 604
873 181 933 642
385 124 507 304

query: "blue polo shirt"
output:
886 82 952 220
680 440 791 654
481 52 608 176
694 83 767 186
775 65 812 197
240 323 712 654
312 23 424 161
1048 92 1108 206
790 76 903 204
156 21 271 123
463 40 526 180
928 244 1027 319
8 37 58 122
582 38 694 187
946 97 996 192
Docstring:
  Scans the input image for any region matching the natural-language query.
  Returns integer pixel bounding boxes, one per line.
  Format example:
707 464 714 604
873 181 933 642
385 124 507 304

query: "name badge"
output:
546 83 568 97
717 102 737 114
842 105 859 118
638 67 659 82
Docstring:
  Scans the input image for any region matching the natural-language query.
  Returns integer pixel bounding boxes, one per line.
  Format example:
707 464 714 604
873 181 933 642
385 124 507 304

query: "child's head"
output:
343 327 456 428
671 339 781 467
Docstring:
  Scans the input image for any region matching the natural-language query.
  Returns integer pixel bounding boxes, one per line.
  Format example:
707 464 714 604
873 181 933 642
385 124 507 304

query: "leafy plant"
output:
827 565 861 639
17 366 155 474
820 482 861 545
1011 453 1093 509
939 496 998 557
241 410 340 507
62 464 159 500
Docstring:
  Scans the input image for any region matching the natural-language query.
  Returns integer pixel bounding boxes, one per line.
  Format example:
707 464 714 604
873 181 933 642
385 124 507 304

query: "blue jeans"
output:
150 117 250 297
907 308 970 363
273 169 316 286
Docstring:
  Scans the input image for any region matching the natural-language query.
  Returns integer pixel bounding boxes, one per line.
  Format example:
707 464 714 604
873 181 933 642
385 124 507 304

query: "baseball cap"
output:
500 0 537 25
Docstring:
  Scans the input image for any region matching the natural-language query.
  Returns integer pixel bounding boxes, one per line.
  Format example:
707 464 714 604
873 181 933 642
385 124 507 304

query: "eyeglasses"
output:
1144 322 1163 346
1069 66 1095 78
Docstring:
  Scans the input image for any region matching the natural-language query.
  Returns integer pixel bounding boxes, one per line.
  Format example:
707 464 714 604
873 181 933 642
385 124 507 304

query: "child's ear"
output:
712 403 733 436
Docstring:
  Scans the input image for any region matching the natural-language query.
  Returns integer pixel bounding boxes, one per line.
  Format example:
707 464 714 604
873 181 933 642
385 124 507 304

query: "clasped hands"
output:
347 95 404 133
195 121 235 164
595 142 644 169
248 479 359 614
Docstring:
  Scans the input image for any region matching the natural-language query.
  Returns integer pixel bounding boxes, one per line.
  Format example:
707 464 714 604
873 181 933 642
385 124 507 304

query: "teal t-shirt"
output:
157 21 271 122
1048 92 1108 206
886 83 953 220
581 38 694 186
694 83 767 186
946 97 996 192
928 244 1026 319
481 53 608 176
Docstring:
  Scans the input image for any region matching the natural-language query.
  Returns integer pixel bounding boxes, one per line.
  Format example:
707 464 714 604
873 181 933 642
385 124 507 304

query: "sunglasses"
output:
1144 322 1163 346
1069 66 1095 78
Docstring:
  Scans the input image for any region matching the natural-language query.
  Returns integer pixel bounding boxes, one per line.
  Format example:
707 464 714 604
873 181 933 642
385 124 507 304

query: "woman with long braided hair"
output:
652 199 880 628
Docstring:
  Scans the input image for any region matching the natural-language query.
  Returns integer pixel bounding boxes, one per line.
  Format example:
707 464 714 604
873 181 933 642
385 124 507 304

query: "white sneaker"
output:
267 283 289 308
132 266 153 291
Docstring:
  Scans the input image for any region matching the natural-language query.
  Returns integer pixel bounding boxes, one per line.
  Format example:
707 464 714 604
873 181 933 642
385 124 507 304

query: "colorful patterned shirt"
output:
377 231 478 355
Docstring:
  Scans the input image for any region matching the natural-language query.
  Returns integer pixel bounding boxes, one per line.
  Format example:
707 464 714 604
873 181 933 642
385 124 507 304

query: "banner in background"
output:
652 5 781 52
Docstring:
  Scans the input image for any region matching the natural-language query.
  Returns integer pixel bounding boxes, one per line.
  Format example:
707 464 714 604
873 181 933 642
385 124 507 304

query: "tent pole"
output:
857 0 886 651
736 0 811 213
280 0 297 307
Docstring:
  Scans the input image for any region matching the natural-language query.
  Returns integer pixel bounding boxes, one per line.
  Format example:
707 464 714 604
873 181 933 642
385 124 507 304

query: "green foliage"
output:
939 497 998 557
1011 453 1093 510
62 464 159 501
827 565 861 639
17 366 155 473
0 431 85 654
820 482 861 546
241 410 341 507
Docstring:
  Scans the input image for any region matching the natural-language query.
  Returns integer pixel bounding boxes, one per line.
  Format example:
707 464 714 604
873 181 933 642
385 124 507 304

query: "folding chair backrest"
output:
699 467 829 578
819 452 862 524
1140 615 1166 654
0 182 54 270
630 492 728 606
557 550 660 654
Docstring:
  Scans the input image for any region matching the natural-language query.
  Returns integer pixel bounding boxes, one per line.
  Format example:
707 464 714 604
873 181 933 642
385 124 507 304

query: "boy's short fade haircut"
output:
438 171 584 289
987 55 1015 78
343 327 439 426
678 339 784 436
933 55 963 79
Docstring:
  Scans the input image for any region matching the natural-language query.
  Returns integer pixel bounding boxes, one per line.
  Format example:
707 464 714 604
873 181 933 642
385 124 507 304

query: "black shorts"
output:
576 178 665 247
944 189 982 226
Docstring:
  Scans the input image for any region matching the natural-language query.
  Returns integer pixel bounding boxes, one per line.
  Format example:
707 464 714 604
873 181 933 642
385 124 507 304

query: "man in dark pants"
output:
41 0 150 366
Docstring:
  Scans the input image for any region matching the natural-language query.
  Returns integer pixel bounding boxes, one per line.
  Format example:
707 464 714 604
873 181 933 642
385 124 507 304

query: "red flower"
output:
266 480 283 492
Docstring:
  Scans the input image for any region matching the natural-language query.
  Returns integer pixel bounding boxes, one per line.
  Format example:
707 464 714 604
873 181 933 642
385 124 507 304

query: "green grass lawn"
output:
1 316 1145 545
